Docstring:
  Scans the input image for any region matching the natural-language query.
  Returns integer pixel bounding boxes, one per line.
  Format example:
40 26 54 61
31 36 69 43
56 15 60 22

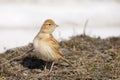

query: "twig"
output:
83 19 89 36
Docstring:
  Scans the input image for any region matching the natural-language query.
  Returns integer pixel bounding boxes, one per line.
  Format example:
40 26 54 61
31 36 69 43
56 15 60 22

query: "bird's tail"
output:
60 56 74 68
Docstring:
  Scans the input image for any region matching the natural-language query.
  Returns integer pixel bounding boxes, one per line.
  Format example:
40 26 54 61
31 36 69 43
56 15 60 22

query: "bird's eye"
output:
48 24 51 26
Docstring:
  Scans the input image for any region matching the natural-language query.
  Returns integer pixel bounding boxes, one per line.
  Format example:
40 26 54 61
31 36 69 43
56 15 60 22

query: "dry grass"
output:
0 35 120 80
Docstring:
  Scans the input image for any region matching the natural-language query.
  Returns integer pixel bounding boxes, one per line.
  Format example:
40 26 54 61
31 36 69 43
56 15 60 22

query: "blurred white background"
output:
0 0 120 53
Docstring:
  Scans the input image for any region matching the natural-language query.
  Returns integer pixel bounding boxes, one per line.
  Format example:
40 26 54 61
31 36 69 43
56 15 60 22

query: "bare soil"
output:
0 35 120 80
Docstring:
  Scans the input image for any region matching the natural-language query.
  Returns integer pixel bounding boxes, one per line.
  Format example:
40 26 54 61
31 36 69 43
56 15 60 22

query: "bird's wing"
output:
49 35 74 67
45 35 74 67
45 34 64 57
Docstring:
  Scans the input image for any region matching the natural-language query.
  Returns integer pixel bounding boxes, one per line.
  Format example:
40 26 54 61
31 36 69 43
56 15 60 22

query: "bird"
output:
33 19 73 74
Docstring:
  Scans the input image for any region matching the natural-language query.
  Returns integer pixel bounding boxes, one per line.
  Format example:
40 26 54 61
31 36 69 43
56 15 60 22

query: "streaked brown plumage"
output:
33 19 73 74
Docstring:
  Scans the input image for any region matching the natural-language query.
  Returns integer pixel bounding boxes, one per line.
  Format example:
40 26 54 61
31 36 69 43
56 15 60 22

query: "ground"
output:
0 35 120 80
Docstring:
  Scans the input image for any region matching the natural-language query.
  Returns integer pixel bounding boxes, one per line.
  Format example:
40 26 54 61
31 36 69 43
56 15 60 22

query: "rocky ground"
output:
0 35 120 80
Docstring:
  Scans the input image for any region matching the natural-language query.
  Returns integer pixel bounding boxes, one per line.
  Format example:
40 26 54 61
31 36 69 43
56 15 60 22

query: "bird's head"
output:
40 19 58 34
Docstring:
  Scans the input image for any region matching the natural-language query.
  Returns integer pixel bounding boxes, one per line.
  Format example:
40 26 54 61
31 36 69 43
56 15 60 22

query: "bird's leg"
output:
44 62 48 73
48 62 54 74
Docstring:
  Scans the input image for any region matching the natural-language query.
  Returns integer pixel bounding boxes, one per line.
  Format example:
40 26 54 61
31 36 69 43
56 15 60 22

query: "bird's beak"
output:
55 24 59 27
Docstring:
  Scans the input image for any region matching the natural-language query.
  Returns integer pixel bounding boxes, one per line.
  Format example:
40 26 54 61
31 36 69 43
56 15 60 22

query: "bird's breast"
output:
33 38 58 61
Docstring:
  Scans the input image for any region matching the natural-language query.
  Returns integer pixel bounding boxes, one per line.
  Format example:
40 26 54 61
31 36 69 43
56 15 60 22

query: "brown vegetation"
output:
0 35 120 80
